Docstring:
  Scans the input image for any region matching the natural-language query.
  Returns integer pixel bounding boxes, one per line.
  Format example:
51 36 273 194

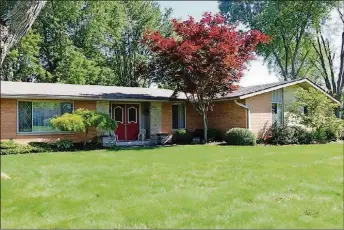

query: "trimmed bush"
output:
0 141 48 155
55 139 73 151
28 142 54 152
0 139 104 155
174 129 192 144
225 128 256 146
0 140 18 150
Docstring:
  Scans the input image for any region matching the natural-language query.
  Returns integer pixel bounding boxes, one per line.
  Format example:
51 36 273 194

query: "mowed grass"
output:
1 144 343 229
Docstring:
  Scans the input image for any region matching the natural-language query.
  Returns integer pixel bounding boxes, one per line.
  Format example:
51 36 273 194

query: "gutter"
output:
234 100 250 130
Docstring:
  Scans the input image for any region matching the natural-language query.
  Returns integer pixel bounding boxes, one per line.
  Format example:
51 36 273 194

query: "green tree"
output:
1 0 171 87
219 0 336 81
310 3 344 109
54 47 100 85
32 0 84 76
50 109 117 148
289 88 343 139
0 30 49 81
108 1 173 87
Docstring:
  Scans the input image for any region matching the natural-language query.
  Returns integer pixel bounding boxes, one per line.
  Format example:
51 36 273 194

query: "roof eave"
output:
0 94 185 102
237 79 341 105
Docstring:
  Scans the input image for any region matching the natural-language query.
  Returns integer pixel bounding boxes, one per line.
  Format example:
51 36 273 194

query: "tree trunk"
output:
83 129 89 149
202 112 208 143
0 1 46 66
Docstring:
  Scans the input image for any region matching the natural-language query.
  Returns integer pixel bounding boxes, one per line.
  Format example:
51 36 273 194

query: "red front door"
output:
112 104 140 141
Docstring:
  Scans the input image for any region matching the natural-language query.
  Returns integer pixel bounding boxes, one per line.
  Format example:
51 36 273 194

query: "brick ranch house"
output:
0 79 340 146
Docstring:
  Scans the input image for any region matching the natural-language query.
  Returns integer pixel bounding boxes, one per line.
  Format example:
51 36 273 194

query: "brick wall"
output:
185 102 203 132
185 101 248 135
0 99 97 144
207 100 247 135
245 92 272 137
161 102 172 133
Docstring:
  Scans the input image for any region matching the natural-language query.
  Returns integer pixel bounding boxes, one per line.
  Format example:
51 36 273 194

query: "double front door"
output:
112 104 139 141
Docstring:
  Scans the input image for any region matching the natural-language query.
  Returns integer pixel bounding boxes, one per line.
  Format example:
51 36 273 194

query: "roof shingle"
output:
0 81 183 100
1 79 335 103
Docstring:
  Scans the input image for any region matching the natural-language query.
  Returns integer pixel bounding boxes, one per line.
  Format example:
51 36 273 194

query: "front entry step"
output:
102 137 151 147
116 140 152 146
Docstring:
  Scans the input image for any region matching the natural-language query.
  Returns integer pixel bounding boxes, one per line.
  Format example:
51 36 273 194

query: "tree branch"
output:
0 1 46 66
272 50 287 80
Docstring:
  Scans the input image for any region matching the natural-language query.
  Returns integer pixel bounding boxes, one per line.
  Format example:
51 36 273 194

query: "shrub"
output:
174 129 192 144
265 123 297 145
193 129 204 140
28 142 54 152
207 128 222 142
0 141 45 155
55 139 73 151
292 126 314 144
256 138 264 145
313 129 328 144
324 128 338 142
288 87 343 142
193 128 222 142
323 117 343 142
225 128 256 146
50 109 117 148
0 140 18 150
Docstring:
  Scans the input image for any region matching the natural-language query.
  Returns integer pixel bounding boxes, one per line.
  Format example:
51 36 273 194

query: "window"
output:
18 101 73 133
128 107 137 123
18 101 32 132
114 106 123 123
272 89 283 125
172 104 185 129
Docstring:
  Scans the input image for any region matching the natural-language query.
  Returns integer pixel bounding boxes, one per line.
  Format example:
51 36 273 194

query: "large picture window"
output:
172 104 186 129
18 101 73 133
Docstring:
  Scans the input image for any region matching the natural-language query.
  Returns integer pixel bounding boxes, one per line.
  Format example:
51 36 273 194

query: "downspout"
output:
234 100 250 130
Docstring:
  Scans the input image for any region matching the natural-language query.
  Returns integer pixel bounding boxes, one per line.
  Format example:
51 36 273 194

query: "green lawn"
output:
1 144 343 228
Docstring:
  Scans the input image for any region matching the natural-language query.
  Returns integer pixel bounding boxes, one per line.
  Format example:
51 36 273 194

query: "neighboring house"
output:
0 79 340 145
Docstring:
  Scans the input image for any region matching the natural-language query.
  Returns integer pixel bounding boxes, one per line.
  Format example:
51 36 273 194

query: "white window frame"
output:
127 106 138 123
17 100 74 135
114 106 124 123
172 103 186 130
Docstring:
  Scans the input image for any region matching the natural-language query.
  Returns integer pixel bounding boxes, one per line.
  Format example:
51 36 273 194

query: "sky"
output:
158 1 280 86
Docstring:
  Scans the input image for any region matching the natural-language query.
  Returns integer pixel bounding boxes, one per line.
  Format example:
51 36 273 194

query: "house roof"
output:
0 79 340 104
221 78 341 105
0 81 184 101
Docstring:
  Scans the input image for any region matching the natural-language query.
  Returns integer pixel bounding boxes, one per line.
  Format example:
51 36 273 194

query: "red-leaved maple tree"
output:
142 12 269 142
